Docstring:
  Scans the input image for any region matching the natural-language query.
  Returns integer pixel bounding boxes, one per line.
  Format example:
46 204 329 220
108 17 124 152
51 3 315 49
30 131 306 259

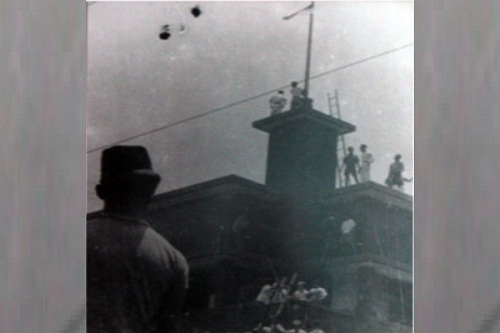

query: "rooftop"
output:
253 108 356 135
149 174 283 209
320 181 413 211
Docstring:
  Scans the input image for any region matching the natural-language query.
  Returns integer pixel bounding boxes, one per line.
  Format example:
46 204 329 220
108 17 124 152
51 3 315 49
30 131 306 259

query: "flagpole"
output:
304 2 314 100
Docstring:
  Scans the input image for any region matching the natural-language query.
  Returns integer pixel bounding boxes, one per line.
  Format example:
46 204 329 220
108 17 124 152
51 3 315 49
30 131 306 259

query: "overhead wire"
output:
87 43 413 154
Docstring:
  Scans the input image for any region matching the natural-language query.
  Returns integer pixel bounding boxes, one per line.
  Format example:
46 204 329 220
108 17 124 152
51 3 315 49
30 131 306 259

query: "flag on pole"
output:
283 2 314 20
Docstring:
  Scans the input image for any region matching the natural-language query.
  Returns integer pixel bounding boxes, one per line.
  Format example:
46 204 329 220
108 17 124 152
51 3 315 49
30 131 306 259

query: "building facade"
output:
88 103 413 333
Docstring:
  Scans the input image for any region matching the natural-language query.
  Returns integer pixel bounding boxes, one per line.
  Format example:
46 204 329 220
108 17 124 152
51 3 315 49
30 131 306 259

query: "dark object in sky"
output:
191 6 201 18
159 25 171 40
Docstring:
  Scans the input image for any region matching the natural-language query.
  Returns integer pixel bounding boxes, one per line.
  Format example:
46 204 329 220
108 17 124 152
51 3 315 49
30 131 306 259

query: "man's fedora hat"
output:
100 146 160 184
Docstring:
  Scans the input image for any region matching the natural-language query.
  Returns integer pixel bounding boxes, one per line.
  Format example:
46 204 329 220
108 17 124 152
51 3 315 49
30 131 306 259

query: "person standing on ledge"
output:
385 154 411 192
341 147 360 186
359 144 374 182
87 145 189 333
269 90 287 115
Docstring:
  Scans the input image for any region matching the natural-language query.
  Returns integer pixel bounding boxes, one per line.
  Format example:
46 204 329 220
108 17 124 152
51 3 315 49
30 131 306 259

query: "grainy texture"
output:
415 0 500 332
0 0 86 332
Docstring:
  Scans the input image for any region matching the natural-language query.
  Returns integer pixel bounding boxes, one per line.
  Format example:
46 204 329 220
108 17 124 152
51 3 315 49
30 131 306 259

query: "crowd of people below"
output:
255 280 328 306
252 278 329 329
191 319 325 333
186 279 330 333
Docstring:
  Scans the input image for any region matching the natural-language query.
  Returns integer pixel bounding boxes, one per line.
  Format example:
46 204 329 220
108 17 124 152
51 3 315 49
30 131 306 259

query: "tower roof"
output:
253 108 355 135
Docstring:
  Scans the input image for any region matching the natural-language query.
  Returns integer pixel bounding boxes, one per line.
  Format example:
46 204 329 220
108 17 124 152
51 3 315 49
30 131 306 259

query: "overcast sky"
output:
87 1 413 212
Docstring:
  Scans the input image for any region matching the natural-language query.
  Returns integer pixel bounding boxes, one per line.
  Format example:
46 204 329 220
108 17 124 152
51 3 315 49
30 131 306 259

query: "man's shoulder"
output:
141 227 173 247
139 228 188 268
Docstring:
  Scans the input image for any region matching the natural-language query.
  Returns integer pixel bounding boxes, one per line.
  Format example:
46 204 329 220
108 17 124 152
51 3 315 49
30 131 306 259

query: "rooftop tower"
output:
253 102 355 202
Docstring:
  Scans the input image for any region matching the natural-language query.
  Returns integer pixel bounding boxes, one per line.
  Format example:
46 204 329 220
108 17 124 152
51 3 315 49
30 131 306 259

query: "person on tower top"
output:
290 82 303 111
269 91 287 115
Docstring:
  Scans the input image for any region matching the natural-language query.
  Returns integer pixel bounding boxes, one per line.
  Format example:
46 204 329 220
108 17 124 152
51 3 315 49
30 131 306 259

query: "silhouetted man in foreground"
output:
87 146 189 333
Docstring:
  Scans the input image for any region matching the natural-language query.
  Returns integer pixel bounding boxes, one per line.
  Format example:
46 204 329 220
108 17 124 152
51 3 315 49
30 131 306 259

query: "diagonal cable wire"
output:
87 43 413 154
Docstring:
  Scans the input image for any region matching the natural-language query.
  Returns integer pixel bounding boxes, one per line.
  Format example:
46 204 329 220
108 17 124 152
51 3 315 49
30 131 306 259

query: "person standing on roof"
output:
385 154 412 192
341 147 360 186
359 144 374 183
87 145 189 333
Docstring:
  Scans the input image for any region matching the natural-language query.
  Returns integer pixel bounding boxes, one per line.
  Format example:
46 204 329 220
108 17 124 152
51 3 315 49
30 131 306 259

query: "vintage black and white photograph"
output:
86 2 413 332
